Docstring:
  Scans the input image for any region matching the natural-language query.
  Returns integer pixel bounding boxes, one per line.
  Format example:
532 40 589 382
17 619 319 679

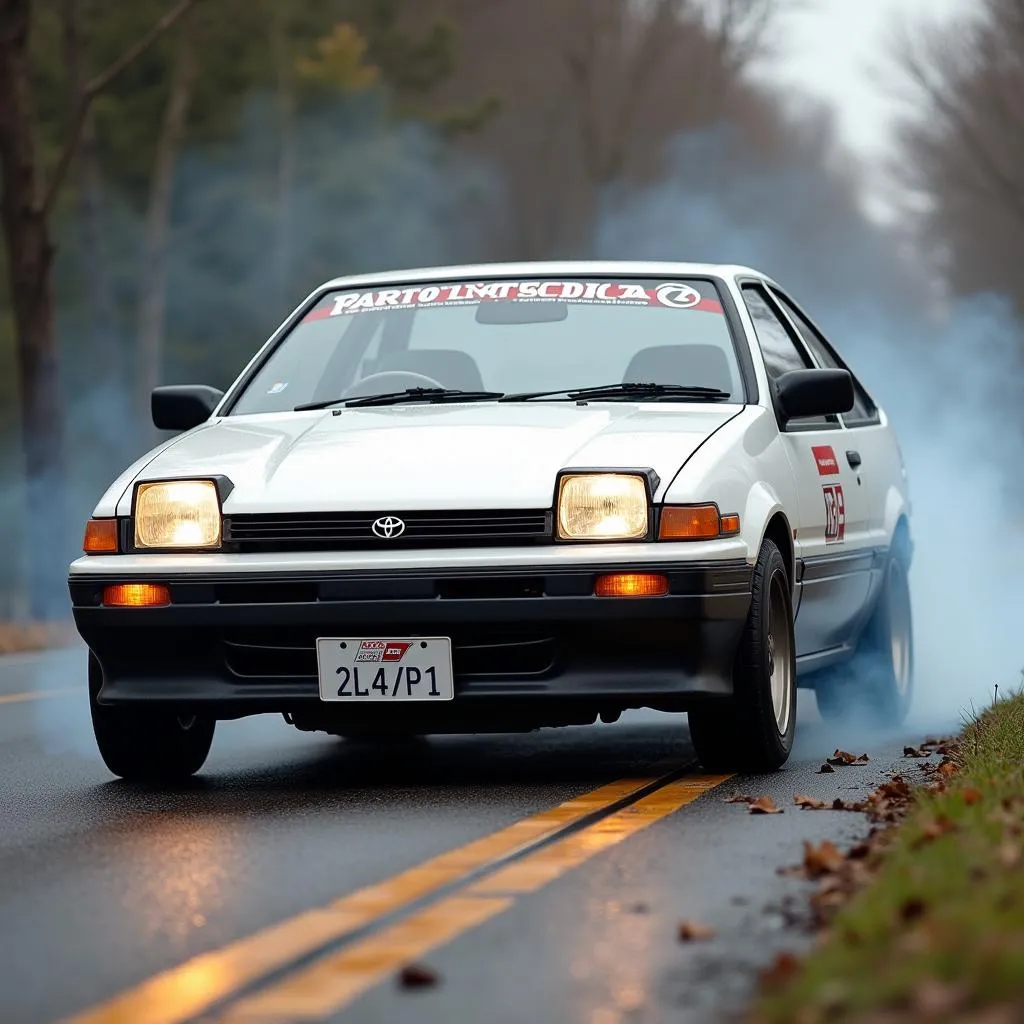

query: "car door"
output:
769 287 897 559
739 282 872 661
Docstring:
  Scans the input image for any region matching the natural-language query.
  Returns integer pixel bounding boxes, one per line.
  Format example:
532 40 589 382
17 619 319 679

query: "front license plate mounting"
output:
316 637 455 702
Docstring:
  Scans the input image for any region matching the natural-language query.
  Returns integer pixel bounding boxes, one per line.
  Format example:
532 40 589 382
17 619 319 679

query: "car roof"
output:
319 260 773 291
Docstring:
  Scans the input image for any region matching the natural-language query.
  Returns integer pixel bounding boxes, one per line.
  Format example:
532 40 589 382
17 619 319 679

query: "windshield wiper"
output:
499 382 733 403
295 387 505 411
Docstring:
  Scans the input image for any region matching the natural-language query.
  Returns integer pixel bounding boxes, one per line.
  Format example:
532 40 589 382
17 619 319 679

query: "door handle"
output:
846 449 862 469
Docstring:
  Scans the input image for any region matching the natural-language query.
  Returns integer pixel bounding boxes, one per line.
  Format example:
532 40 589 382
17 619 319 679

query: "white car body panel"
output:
99 404 744 518
71 259 912 675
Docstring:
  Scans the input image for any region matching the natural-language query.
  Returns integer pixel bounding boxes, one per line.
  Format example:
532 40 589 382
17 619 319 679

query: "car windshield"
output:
227 276 745 414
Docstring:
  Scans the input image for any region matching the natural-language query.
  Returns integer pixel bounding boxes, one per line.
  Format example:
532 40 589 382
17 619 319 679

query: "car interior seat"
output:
372 349 486 391
622 345 734 394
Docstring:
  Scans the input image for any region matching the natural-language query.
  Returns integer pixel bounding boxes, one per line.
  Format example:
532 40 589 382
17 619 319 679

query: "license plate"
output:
316 637 454 702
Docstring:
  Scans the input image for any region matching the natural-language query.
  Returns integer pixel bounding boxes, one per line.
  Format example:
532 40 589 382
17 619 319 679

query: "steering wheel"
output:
341 370 445 399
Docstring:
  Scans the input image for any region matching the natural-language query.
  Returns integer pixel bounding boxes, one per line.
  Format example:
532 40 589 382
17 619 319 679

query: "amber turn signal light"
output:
595 573 669 598
83 519 119 554
659 505 740 540
102 583 171 608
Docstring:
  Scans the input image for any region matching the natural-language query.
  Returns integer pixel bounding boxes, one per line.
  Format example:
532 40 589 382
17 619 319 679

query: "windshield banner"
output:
304 280 724 321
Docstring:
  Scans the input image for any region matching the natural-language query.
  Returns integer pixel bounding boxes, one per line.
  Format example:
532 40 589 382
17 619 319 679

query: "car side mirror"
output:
775 369 854 421
152 385 224 432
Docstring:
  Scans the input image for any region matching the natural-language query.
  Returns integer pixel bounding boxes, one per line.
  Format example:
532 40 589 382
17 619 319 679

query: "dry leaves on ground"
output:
793 794 828 810
398 963 440 989
828 749 871 767
815 762 835 774
749 795 784 815
677 919 716 941
757 951 802 992
724 794 784 814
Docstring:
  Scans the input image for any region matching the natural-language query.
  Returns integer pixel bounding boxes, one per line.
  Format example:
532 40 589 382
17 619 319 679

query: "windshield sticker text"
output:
303 280 723 321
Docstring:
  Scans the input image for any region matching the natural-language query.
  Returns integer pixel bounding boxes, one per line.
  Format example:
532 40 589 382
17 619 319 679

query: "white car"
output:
68 261 913 782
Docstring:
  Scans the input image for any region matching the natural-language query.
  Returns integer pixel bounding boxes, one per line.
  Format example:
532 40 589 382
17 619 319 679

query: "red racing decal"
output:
301 281 724 322
823 484 845 544
354 641 413 663
812 445 840 477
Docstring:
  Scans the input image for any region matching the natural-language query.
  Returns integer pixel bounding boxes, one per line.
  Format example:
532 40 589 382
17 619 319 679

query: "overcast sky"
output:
763 0 975 159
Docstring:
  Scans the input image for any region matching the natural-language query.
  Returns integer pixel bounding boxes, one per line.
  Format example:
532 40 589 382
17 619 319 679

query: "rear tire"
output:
688 538 796 773
89 654 215 783
814 540 914 728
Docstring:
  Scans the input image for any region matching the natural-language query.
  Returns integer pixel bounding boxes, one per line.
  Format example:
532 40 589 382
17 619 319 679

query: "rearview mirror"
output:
152 385 224 432
775 369 854 421
475 300 568 324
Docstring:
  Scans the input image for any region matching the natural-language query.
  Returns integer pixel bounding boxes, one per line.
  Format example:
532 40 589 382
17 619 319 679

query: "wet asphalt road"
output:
0 649 948 1024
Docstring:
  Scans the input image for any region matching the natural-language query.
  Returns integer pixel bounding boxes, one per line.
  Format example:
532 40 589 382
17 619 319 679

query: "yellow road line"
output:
0 687 77 705
218 774 731 1024
64 775 670 1024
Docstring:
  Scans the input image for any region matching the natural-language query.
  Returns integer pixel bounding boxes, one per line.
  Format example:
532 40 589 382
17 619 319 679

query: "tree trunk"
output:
271 0 295 314
136 32 196 422
63 0 122 381
0 0 69 619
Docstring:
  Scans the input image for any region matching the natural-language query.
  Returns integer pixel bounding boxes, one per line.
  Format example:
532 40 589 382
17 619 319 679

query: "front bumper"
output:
69 558 753 724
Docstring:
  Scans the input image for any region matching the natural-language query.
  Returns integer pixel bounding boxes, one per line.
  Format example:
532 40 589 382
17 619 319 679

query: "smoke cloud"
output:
596 125 1024 733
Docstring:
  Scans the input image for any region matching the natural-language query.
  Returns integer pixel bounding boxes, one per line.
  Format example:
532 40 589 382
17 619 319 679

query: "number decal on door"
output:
823 484 845 543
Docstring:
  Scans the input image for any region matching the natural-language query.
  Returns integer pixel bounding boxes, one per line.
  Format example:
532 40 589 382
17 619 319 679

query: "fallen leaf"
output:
999 842 1021 868
903 745 927 758
832 798 867 812
816 762 835 774
899 897 928 922
937 759 960 780
724 794 756 804
963 786 984 806
677 919 715 941
917 815 957 844
757 951 801 991
793 793 828 809
910 979 967 1015
398 963 440 989
847 842 872 860
803 839 845 877
828 749 858 766
749 795 784 815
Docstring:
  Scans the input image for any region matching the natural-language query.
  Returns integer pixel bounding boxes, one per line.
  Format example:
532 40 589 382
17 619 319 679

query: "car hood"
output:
115 403 743 514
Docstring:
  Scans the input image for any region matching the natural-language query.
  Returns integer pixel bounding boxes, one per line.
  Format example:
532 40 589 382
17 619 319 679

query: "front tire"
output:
688 538 797 772
89 655 215 783
814 541 914 727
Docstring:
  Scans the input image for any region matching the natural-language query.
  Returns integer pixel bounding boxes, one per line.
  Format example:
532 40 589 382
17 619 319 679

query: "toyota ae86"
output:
69 261 913 782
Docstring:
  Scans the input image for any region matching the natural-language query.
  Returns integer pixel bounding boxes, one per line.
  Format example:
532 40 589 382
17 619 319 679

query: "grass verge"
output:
755 691 1024 1023
0 622 78 654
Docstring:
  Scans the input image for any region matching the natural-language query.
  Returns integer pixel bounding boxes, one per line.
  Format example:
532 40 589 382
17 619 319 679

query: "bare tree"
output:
0 0 201 616
889 1 1024 307
432 0 781 258
62 0 123 377
136 23 197 421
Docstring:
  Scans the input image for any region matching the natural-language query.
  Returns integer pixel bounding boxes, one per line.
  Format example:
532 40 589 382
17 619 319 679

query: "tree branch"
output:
40 0 203 217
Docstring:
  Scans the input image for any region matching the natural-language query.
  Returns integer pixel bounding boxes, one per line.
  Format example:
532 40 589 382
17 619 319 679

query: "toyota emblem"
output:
371 516 406 539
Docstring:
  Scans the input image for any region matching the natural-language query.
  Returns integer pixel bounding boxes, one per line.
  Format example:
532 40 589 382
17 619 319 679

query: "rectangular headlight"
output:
557 473 649 540
134 480 222 549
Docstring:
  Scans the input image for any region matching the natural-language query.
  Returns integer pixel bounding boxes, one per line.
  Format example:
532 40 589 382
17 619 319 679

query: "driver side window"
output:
741 283 834 430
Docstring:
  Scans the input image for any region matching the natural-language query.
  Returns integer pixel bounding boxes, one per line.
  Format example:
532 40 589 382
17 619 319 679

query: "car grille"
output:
223 509 552 552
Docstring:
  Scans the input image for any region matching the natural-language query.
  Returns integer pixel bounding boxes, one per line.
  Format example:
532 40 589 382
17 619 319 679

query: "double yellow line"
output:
66 765 729 1024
